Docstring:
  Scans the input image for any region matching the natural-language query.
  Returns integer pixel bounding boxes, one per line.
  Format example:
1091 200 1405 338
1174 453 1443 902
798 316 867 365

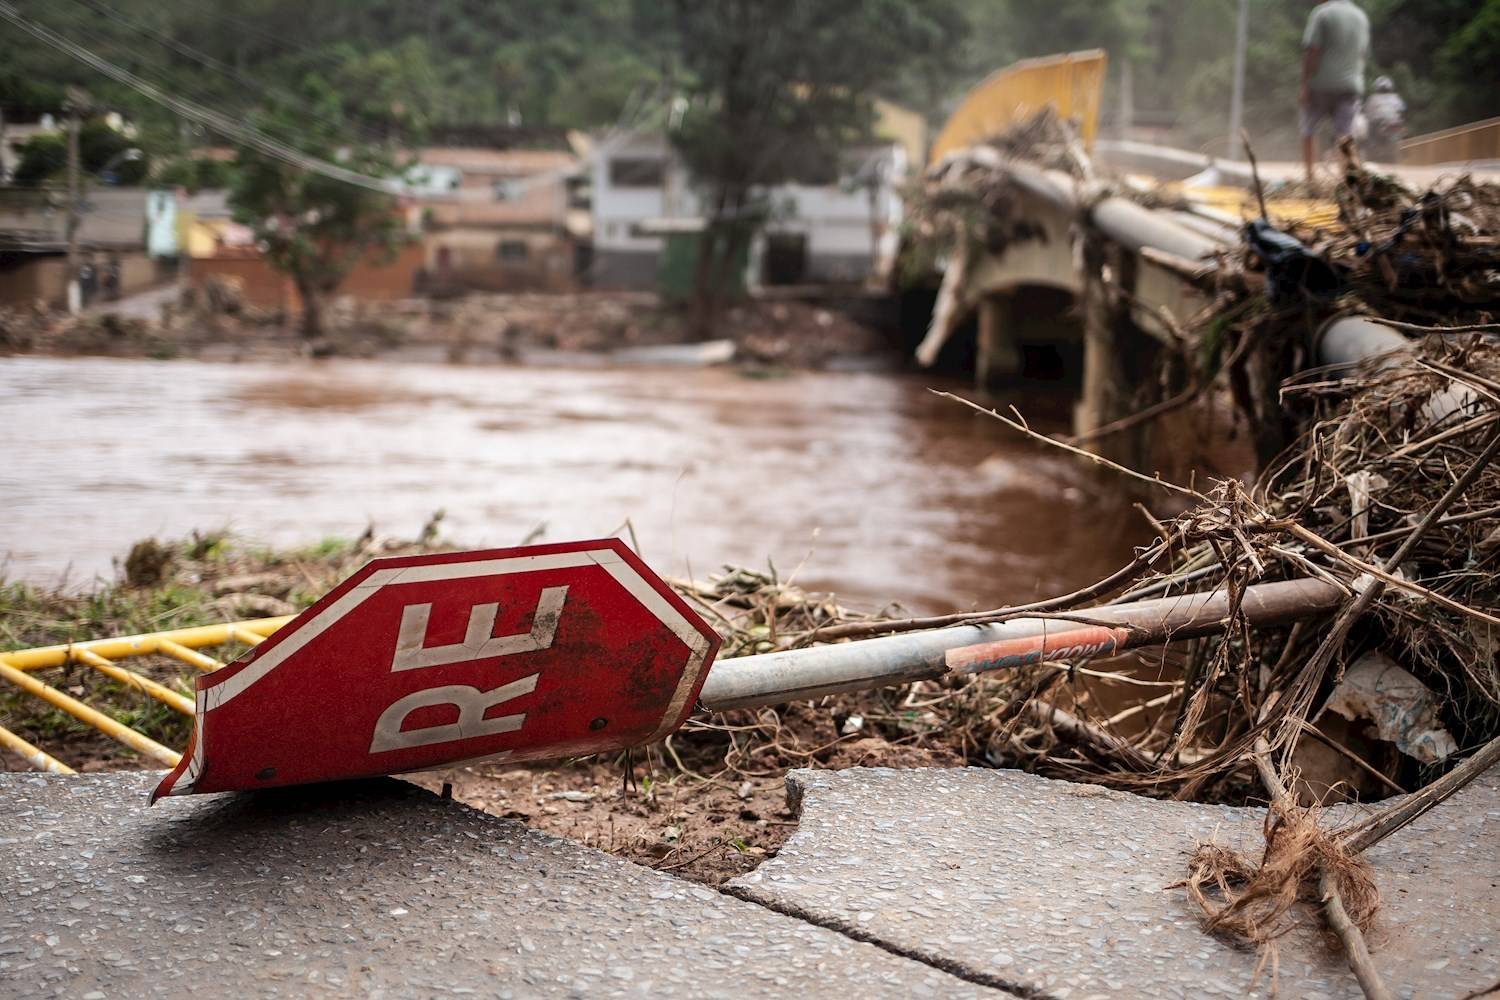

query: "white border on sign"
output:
169 547 711 796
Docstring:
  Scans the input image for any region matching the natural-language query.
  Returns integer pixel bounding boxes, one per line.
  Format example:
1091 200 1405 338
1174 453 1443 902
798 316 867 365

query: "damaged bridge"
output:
912 148 1228 469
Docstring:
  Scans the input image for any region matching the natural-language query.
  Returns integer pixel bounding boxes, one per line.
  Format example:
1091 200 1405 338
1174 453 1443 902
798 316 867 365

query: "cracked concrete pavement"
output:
0 772 1000 999
731 767 1500 999
4 766 1496 999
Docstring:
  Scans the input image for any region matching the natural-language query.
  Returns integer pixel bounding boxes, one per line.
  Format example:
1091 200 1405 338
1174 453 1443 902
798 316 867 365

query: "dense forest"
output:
1 0 1497 162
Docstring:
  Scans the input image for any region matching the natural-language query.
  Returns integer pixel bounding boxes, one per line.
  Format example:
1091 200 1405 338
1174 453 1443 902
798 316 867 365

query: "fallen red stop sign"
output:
153 540 720 800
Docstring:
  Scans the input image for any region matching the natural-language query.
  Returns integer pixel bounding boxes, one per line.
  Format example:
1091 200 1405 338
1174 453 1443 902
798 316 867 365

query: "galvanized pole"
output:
698 577 1343 712
1226 0 1250 160
1117 58 1134 140
64 97 81 314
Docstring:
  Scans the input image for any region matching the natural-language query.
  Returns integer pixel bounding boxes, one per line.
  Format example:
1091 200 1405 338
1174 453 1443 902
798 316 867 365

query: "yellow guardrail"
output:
929 49 1107 166
0 615 291 773
1177 184 1344 232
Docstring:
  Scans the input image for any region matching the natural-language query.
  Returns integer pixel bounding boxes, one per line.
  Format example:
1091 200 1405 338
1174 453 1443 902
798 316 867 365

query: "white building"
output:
588 129 908 290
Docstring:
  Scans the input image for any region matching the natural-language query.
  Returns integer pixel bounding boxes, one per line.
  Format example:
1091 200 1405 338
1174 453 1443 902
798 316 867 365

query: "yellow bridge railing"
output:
929 49 1107 166
0 616 292 774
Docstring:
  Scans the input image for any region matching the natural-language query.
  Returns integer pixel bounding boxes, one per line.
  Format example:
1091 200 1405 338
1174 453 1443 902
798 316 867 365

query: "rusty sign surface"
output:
153 540 720 800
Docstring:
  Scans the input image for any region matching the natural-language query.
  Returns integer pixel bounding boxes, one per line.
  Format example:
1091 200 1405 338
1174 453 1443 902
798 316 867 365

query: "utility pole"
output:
1226 0 1249 161
64 87 85 314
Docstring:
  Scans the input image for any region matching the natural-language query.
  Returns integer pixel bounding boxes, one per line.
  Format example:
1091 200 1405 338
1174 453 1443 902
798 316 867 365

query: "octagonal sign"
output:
153 540 720 800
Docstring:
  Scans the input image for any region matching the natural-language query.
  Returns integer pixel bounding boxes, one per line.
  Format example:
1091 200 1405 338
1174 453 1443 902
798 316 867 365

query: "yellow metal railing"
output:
929 49 1107 166
1177 185 1343 232
0 616 291 773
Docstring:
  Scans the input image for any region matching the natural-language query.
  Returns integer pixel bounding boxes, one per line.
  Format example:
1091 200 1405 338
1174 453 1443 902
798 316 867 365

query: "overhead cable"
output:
0 1 400 195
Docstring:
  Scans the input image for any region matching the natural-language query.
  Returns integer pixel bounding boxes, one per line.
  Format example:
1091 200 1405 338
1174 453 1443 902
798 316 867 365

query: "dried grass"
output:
1183 798 1381 989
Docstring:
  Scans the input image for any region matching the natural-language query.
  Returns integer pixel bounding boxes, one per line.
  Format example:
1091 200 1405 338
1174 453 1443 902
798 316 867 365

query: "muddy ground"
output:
0 289 898 372
0 533 976 885
407 719 961 885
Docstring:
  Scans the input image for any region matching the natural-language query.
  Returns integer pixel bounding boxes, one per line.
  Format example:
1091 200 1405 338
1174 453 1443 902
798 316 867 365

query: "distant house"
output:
590 132 696 289
179 190 427 313
409 147 585 292
588 101 920 292
0 186 162 309
175 191 252 260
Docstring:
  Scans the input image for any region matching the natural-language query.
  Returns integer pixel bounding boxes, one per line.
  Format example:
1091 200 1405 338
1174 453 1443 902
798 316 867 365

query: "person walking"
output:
1300 0 1371 182
1363 76 1407 163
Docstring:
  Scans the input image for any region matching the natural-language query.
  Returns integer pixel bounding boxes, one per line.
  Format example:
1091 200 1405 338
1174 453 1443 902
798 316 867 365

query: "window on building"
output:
608 157 665 188
497 239 530 261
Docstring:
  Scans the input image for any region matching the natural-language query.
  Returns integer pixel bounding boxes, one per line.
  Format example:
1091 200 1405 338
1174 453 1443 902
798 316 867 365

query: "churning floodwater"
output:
0 355 1144 614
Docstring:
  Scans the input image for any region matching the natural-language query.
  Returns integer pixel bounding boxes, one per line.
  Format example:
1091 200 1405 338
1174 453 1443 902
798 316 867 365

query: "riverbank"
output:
0 288 900 371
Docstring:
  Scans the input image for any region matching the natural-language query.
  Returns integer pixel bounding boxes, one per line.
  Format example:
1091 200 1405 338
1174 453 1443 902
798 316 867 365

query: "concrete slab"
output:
729 767 1500 1000
0 772 1003 999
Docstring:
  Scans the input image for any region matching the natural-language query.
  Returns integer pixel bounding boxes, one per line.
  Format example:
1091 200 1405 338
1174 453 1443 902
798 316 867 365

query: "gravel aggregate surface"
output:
731 766 1500 1000
0 772 1003 999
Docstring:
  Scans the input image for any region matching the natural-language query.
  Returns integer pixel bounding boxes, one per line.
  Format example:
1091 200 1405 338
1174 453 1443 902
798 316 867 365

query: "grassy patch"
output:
0 531 448 771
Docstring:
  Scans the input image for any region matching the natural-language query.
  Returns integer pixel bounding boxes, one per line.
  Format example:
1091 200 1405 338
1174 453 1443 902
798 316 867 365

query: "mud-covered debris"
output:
1327 652 1458 764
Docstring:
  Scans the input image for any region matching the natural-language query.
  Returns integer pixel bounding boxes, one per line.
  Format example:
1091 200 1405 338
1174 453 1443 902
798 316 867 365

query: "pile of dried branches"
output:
1151 143 1500 465
921 339 1500 997
903 107 1090 267
934 337 1500 801
680 332 1500 801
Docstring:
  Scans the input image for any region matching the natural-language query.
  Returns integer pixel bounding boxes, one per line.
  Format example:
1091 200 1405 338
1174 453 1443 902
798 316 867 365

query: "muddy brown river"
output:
1 356 1144 614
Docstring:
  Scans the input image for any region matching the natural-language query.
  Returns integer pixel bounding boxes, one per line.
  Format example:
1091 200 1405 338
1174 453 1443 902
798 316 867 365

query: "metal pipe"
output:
1000 161 1226 260
1091 196 1224 260
3 615 289 671
0 656 182 766
1317 313 1411 367
1227 0 1249 160
0 723 74 774
229 626 268 647
1163 210 1241 245
1001 161 1082 212
1316 313 1475 424
698 578 1343 711
155 639 223 673
73 647 194 716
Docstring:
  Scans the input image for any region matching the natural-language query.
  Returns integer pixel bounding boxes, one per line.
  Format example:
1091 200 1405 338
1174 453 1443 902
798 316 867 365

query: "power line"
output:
0 1 400 195
56 0 392 146
22 2 315 148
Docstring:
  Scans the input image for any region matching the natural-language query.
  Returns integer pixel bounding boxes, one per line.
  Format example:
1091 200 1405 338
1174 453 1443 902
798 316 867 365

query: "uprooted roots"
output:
1184 801 1380 977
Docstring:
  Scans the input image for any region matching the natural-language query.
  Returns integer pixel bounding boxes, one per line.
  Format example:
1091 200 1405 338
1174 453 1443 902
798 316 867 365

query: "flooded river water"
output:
0 356 1144 614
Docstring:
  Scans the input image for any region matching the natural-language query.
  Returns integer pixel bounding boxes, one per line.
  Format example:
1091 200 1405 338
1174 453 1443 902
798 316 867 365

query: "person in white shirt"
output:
1363 76 1407 163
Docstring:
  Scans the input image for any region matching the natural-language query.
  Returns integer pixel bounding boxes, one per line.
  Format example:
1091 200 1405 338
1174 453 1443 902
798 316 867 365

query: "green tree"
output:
1 0 653 143
331 38 443 140
9 118 148 186
640 0 967 334
78 119 148 183
155 156 230 193
11 133 66 186
1439 3 1500 123
228 88 407 338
